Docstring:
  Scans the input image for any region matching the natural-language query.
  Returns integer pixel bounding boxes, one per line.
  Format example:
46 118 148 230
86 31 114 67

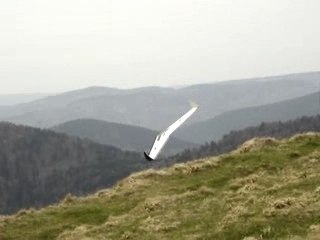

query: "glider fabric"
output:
144 103 198 161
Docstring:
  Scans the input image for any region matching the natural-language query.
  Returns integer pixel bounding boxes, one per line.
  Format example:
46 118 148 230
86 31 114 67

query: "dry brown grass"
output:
111 168 170 196
288 132 320 142
287 224 320 240
0 215 10 227
235 137 278 154
229 173 265 195
57 225 97 240
139 215 181 232
129 168 171 179
169 156 220 174
104 214 131 228
263 192 319 217
307 224 320 240
218 205 250 230
61 193 77 205
242 237 259 240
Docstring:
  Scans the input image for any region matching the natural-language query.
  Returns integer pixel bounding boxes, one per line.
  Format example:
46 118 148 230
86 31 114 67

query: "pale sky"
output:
1 0 320 93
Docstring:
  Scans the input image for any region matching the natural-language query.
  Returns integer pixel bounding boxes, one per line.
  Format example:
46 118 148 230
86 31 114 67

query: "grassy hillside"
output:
177 92 320 144
172 115 320 163
1 133 320 240
51 119 197 156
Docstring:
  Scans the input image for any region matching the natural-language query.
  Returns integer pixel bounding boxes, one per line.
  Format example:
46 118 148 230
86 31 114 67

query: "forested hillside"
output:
0 122 146 214
51 119 197 156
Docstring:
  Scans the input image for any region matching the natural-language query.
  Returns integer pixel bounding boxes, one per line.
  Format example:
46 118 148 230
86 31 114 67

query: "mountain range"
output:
0 93 49 106
52 87 320 154
0 72 319 130
176 91 320 143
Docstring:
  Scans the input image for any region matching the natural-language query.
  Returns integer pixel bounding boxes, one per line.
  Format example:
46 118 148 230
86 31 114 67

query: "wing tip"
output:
144 152 154 161
189 100 199 109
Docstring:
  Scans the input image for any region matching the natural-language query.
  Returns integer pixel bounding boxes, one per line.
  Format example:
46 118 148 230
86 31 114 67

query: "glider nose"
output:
144 152 154 161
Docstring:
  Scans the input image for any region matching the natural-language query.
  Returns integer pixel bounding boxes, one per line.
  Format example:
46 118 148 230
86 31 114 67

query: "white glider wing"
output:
144 103 199 161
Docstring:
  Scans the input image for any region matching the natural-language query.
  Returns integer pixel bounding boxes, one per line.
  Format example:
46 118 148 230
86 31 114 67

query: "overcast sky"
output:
1 0 320 93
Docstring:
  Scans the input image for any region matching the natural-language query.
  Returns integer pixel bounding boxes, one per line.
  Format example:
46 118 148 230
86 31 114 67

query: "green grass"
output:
1 133 320 240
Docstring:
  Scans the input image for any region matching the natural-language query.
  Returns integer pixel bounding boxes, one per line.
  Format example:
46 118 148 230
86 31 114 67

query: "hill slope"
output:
1 72 319 129
173 115 320 162
1 134 320 240
177 91 320 144
0 122 147 214
51 119 197 156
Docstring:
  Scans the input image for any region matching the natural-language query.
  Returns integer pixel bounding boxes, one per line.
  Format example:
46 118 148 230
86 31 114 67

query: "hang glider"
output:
144 102 199 161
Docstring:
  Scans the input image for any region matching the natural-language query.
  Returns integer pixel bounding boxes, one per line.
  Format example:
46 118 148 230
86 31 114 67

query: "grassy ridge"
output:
1 133 320 239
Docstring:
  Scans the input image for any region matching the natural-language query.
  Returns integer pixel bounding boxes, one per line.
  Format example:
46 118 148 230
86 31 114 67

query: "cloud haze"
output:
1 0 320 93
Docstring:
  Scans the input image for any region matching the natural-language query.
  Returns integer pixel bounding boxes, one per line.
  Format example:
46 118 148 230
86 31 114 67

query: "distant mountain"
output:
51 119 197 156
0 93 49 106
0 87 121 119
176 92 320 144
0 122 148 214
1 72 319 129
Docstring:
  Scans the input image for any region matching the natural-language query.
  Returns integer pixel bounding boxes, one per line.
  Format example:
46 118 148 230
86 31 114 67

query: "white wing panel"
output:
165 106 198 136
145 104 198 160
148 132 170 159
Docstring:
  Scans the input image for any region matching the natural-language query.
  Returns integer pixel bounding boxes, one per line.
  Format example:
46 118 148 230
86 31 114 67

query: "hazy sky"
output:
1 0 320 93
